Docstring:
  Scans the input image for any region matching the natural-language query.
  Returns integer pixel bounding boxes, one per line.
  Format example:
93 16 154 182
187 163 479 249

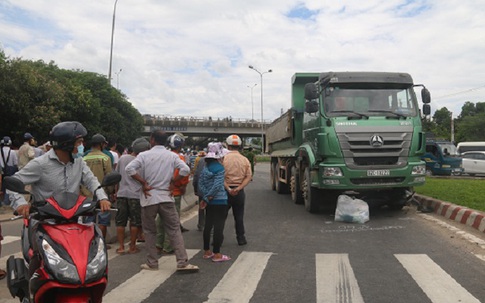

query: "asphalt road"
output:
1 163 484 302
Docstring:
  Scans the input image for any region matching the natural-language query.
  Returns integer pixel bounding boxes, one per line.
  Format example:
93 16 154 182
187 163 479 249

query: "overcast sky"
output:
1 0 484 122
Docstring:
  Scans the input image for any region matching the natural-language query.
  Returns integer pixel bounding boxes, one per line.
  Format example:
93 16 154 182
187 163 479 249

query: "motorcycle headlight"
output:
42 239 80 283
86 238 107 282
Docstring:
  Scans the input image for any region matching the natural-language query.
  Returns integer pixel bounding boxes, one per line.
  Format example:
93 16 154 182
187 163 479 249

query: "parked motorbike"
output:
4 172 121 303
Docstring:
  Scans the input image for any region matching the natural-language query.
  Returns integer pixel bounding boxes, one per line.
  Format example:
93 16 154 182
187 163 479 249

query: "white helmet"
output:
226 134 242 146
168 134 185 149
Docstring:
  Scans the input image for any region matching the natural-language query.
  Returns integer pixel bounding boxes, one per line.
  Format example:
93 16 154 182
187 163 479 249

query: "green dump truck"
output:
267 72 431 212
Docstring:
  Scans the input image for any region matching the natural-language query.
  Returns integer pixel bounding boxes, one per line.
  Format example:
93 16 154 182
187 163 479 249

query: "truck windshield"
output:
437 143 459 156
324 87 418 117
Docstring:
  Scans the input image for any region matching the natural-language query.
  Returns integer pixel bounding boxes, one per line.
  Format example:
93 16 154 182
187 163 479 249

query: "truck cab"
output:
422 139 463 176
267 72 431 212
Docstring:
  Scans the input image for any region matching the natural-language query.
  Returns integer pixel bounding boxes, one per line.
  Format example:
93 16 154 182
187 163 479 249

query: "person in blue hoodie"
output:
198 142 231 262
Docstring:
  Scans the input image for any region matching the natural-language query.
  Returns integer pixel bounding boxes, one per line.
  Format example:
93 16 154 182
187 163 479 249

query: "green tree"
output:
0 50 143 147
430 107 452 140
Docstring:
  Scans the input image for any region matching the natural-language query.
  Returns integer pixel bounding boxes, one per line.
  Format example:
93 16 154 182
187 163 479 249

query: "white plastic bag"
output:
334 195 369 223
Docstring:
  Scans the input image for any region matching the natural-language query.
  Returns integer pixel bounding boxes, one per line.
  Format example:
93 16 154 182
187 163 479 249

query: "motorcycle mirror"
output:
3 176 30 194
101 171 122 187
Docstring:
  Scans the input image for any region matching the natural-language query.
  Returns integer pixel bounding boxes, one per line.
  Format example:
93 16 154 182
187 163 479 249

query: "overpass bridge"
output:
142 115 272 144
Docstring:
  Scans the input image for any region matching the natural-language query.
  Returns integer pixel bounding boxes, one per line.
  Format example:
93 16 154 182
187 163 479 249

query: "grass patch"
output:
256 155 270 162
415 177 485 212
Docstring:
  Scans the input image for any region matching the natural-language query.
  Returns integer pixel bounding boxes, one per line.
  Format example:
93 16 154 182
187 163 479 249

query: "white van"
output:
456 142 485 155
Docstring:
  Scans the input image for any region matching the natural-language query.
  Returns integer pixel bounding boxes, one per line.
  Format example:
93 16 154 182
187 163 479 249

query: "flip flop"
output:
176 264 199 272
203 252 215 259
0 269 6 280
128 247 140 254
212 255 231 262
116 248 126 255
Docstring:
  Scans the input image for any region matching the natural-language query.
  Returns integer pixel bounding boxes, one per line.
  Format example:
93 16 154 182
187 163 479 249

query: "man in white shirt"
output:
125 130 198 272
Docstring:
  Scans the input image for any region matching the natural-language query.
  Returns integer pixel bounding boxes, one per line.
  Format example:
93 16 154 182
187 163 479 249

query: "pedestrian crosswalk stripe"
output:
204 251 273 303
102 249 200 303
0 236 21 245
395 254 481 303
316 253 365 303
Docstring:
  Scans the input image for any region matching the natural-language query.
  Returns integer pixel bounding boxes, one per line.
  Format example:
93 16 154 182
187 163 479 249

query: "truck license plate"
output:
367 169 390 176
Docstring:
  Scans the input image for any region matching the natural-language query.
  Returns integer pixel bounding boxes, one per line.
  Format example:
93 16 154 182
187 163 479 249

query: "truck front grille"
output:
336 126 413 169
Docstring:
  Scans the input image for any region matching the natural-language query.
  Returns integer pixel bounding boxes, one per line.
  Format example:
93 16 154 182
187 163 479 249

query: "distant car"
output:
461 151 485 176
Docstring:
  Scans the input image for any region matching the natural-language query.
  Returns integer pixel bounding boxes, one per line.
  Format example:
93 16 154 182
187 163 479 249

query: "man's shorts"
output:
115 197 142 227
84 211 111 226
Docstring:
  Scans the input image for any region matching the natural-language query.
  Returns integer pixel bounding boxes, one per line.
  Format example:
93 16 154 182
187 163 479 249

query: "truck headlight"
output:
412 165 426 175
42 239 80 283
323 167 343 177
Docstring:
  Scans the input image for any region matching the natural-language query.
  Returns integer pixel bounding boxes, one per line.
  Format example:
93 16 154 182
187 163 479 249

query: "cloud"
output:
1 0 485 121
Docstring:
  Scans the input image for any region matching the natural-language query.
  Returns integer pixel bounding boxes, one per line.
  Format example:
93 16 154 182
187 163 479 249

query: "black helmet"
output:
91 133 107 145
50 121 87 152
132 137 151 154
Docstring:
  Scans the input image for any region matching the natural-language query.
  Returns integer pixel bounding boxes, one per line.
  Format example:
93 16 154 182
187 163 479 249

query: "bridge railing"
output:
143 114 270 129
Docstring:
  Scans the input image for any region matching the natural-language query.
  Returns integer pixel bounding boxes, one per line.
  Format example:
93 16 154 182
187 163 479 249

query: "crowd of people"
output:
0 122 255 279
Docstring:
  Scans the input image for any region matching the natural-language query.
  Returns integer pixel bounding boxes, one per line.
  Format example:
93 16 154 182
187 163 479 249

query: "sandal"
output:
203 252 215 259
116 248 126 255
128 247 140 254
0 269 6 280
177 264 199 272
212 254 231 262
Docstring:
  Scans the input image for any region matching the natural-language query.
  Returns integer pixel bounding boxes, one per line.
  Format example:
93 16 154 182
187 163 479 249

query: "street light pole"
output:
249 65 272 153
115 68 122 89
108 0 119 84
247 83 257 121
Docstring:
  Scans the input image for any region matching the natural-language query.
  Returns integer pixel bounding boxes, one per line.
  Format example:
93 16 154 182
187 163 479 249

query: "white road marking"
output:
396 254 480 303
102 249 199 303
204 251 273 303
316 253 365 303
420 214 485 260
0 236 21 245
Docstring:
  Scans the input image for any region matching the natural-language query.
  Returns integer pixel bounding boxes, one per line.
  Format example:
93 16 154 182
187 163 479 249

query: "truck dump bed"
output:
266 110 295 155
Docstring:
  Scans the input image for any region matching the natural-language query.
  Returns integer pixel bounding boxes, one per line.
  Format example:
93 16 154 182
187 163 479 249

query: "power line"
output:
434 84 485 100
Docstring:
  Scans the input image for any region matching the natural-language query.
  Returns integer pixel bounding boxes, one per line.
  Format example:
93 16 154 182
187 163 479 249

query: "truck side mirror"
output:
422 104 431 116
421 88 431 104
304 83 319 100
305 100 319 113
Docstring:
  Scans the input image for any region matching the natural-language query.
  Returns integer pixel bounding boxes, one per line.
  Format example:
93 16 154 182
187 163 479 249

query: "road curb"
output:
415 194 485 234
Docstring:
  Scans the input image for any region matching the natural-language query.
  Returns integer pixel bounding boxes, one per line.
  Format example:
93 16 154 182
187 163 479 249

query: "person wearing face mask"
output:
75 141 84 158
7 121 112 278
8 121 111 217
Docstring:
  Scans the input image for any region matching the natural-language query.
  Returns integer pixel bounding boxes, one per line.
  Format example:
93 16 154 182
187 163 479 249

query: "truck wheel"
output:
303 167 319 213
270 162 276 191
290 166 304 204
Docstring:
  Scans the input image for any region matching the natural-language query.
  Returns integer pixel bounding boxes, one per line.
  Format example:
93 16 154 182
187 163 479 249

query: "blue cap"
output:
24 132 34 140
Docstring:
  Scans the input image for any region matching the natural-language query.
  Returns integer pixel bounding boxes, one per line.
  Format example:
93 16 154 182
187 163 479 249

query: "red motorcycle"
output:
5 172 121 303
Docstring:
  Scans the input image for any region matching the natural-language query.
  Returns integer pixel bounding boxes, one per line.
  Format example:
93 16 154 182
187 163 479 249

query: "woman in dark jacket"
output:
198 142 231 262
